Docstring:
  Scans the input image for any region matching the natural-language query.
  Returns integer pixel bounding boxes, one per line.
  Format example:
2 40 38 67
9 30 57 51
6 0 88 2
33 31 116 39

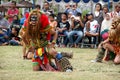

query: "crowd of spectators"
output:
0 1 120 48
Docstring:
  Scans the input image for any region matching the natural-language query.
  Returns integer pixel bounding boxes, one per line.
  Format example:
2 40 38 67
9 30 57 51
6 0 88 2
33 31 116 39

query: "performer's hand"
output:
48 43 55 48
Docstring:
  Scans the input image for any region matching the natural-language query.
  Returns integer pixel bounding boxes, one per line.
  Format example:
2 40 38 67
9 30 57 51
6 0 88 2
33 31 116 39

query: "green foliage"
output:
82 9 90 19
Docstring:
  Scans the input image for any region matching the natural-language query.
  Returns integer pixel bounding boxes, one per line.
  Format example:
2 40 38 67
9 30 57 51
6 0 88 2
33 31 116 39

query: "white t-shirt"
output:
89 20 99 33
84 20 99 34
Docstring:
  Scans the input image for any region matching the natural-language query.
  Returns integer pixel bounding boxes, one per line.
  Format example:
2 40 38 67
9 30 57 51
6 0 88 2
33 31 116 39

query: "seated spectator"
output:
84 13 99 48
0 13 10 36
101 13 112 40
49 14 57 42
68 15 84 48
0 28 8 45
20 12 29 26
49 14 57 31
56 13 70 47
67 12 73 26
10 15 21 30
9 27 21 45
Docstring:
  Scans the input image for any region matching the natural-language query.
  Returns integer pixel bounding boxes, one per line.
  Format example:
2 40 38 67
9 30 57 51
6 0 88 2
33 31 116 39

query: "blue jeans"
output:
57 31 69 46
0 33 8 44
9 40 19 45
68 30 83 44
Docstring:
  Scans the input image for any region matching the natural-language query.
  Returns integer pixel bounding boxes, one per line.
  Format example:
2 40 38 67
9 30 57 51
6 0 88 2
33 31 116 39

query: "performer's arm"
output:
101 38 109 45
50 29 57 44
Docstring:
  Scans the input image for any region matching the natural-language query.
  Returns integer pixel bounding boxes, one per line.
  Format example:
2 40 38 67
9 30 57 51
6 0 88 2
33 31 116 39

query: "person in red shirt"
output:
7 1 19 23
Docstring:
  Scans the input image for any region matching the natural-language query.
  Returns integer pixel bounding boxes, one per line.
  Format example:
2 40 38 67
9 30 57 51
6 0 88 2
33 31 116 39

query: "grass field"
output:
0 46 120 80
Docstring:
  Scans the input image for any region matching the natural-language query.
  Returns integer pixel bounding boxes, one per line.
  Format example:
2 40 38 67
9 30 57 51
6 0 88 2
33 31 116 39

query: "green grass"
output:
0 46 120 80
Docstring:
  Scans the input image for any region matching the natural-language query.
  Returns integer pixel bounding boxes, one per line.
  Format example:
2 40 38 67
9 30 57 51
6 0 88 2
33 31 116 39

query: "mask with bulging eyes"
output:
30 15 37 22
30 14 38 26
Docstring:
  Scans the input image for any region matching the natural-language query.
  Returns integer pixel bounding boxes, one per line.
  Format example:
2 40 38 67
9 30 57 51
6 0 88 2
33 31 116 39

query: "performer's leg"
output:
61 52 73 59
26 47 34 59
91 43 105 62
114 54 120 64
48 48 73 72
103 43 120 64
22 43 27 59
27 52 34 59
103 43 114 52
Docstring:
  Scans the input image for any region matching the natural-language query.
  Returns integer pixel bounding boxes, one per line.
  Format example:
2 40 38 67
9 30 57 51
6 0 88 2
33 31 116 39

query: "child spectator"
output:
49 14 57 31
49 14 57 42
9 27 21 45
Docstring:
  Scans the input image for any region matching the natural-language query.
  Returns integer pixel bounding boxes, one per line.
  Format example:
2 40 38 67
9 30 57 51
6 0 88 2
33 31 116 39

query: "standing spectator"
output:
94 3 104 26
7 1 19 24
64 4 72 14
35 4 41 11
68 15 84 48
42 1 53 14
71 3 81 16
110 4 120 18
94 3 104 43
56 13 70 47
103 6 109 18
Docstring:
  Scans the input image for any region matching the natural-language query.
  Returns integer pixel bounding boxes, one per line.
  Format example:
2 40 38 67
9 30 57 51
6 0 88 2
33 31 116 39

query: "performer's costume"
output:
95 16 120 62
22 10 73 72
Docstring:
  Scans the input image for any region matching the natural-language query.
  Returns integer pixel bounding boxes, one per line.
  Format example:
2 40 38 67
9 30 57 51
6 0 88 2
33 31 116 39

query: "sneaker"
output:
66 69 72 72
